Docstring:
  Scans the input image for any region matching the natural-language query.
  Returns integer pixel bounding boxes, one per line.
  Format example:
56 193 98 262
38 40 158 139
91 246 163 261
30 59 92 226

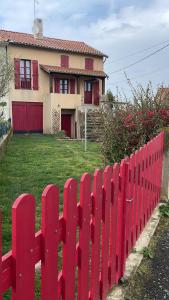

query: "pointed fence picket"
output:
0 131 164 300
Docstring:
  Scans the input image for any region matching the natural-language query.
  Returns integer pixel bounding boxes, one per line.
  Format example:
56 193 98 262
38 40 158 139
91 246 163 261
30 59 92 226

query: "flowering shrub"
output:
100 82 169 164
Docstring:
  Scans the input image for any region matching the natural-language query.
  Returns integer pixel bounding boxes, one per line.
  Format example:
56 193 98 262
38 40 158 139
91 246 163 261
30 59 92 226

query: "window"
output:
61 55 69 68
85 81 92 92
60 79 69 94
85 58 94 70
20 60 31 89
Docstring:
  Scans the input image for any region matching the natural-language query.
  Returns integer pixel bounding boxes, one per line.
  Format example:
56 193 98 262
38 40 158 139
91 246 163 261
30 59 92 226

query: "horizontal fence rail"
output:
0 131 164 300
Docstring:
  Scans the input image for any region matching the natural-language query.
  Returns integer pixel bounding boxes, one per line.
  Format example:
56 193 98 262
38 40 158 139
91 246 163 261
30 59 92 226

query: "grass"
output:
0 134 103 255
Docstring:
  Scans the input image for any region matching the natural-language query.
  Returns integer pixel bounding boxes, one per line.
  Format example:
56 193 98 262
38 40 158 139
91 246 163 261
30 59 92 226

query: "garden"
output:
0 134 102 254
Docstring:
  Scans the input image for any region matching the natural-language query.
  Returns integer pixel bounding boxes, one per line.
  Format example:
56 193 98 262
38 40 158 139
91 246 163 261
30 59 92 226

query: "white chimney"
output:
33 18 43 39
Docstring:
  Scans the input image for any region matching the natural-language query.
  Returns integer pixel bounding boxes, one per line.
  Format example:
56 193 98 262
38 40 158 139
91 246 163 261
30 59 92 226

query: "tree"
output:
0 50 13 120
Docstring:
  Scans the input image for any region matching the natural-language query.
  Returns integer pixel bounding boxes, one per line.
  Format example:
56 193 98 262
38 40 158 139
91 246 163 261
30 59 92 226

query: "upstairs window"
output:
60 79 69 94
20 59 31 89
61 55 69 68
85 58 94 70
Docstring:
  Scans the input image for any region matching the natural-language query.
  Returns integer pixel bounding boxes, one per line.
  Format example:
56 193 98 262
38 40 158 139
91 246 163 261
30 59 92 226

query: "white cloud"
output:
0 0 169 96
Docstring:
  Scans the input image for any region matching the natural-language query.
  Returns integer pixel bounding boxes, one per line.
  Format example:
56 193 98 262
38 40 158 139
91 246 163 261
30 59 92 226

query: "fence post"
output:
41 184 59 300
119 159 129 279
160 129 169 200
12 194 35 300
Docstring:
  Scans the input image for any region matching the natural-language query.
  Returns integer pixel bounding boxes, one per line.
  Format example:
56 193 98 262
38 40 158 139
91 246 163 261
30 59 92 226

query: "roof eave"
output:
7 40 107 58
40 65 107 78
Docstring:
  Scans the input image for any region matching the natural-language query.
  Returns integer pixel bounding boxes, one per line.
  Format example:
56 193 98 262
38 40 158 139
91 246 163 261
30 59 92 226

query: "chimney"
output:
33 18 43 39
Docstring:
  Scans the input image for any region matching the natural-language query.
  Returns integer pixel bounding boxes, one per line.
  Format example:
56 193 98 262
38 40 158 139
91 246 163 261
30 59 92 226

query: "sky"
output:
0 0 169 98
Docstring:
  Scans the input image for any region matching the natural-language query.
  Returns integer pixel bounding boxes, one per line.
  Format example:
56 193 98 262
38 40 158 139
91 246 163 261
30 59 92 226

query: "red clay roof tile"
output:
0 29 107 58
40 64 107 78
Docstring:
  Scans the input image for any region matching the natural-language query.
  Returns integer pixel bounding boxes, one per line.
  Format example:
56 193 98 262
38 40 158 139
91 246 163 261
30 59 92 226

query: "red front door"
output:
12 101 43 133
84 81 92 104
61 114 71 137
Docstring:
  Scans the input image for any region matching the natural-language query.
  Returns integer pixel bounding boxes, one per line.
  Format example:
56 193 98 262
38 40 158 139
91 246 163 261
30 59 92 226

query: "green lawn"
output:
0 134 103 255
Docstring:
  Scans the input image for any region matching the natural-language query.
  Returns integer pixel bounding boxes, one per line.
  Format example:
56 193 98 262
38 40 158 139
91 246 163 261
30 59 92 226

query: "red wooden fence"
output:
0 132 164 300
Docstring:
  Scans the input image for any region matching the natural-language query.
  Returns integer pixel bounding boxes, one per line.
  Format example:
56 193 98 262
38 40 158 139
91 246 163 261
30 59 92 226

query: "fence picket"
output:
119 160 129 279
128 154 135 253
90 169 102 300
62 178 78 300
41 184 59 300
139 147 144 233
109 163 120 286
78 173 91 300
12 194 35 300
0 132 165 300
101 166 113 300
116 160 128 283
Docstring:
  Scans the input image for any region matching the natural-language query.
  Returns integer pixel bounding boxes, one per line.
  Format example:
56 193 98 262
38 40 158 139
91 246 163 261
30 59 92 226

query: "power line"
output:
107 64 169 86
108 42 169 75
107 39 169 64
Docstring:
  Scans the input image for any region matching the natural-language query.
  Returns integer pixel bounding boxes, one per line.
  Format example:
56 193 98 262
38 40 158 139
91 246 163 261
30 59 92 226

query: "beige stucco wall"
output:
6 44 105 135
50 93 81 110
7 44 104 99
7 45 104 120
43 95 52 133
44 94 81 136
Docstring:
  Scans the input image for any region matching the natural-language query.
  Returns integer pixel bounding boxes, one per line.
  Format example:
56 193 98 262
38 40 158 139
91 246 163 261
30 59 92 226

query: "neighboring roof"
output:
0 29 108 58
40 64 107 78
157 87 169 102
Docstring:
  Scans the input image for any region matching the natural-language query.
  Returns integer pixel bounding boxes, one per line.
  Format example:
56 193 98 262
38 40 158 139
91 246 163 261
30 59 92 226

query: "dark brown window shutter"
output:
61 55 69 68
32 60 39 90
55 79 60 93
70 79 75 94
14 58 20 89
85 58 94 70
93 81 100 105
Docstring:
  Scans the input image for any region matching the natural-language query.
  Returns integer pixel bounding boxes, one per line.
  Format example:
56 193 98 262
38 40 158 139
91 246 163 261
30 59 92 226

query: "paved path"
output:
125 216 169 300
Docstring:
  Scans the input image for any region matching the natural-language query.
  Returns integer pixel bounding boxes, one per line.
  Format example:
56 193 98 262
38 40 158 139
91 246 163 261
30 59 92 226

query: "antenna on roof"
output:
34 0 39 20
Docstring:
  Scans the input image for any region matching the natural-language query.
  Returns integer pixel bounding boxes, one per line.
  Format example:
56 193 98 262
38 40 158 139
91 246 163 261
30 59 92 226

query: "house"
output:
156 87 169 104
0 19 108 138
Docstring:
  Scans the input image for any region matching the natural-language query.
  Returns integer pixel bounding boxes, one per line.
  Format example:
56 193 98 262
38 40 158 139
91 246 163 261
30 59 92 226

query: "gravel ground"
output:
125 211 169 300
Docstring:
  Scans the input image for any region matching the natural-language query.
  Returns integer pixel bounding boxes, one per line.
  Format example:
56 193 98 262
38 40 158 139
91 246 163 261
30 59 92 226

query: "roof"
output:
0 29 108 58
157 87 169 102
40 64 107 78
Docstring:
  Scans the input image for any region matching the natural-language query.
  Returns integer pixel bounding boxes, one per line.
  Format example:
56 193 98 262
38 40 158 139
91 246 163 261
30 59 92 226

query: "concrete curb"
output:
107 205 160 300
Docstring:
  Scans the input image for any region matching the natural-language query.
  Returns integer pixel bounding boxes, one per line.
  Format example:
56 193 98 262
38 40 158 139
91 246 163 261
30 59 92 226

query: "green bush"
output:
0 120 10 139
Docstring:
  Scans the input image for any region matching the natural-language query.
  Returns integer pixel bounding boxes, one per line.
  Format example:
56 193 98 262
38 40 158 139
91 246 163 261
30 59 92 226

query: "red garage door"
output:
12 101 43 133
